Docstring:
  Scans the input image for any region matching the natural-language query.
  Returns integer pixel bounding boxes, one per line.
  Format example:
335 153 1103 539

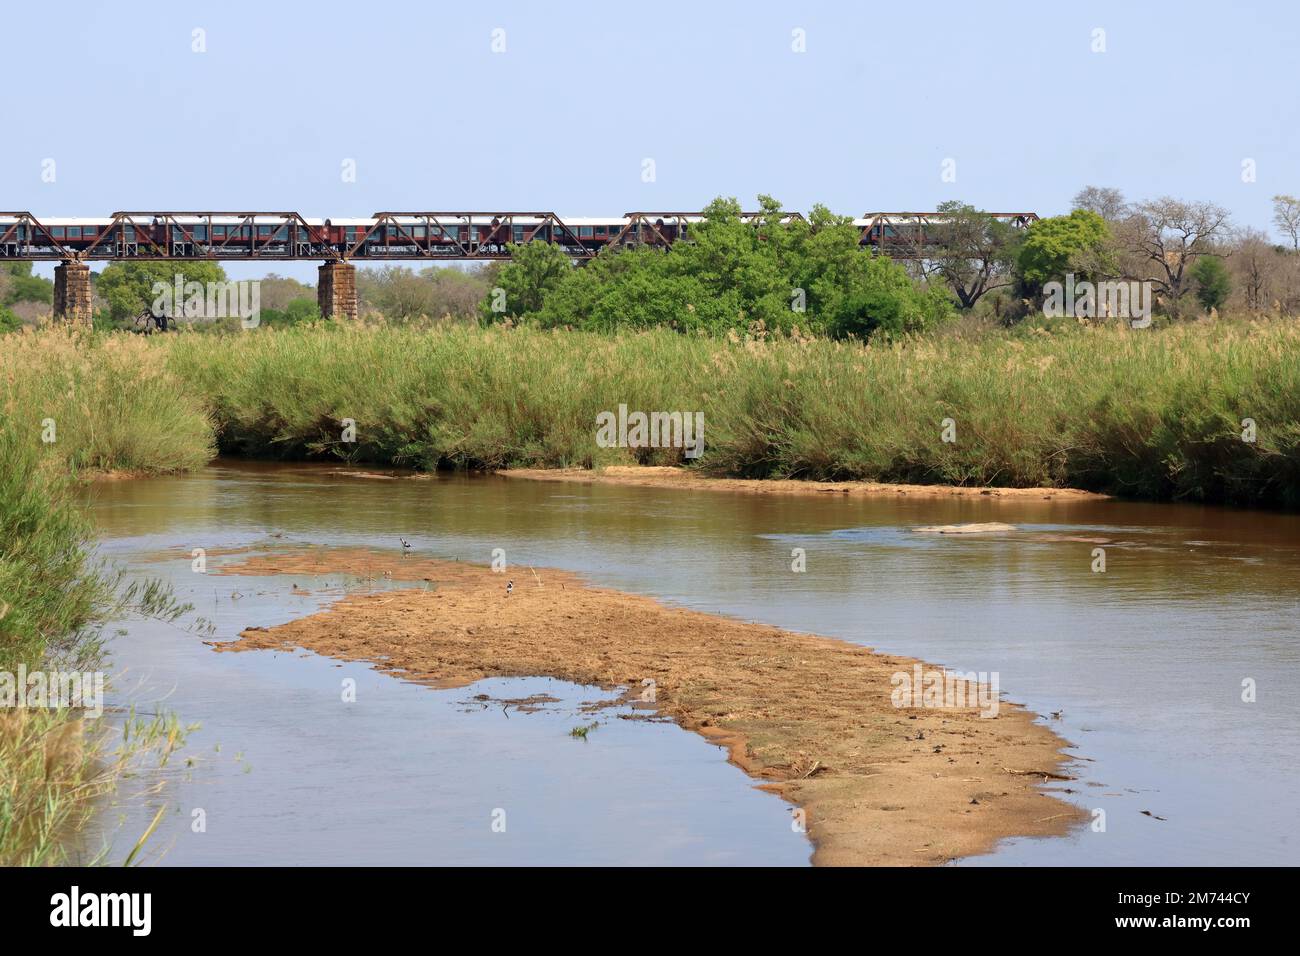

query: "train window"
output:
52 227 65 238
258 225 271 237
84 225 97 235
512 226 525 242
579 226 593 238
68 227 81 238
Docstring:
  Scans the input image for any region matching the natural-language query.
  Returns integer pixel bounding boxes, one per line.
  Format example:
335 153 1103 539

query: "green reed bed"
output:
163 318 1300 507
0 329 203 864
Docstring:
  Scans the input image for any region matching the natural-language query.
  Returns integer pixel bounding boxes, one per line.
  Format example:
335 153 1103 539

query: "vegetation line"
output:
155 319 1300 508
0 333 199 865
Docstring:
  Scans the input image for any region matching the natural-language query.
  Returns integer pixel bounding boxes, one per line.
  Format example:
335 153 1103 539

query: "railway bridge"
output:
0 209 1038 323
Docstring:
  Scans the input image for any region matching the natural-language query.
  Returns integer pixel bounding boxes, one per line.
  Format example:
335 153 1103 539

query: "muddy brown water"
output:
81 461 1300 865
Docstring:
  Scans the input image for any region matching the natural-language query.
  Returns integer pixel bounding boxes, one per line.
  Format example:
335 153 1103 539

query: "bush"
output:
1191 256 1232 312
261 297 321 327
489 196 955 340
1016 209 1111 288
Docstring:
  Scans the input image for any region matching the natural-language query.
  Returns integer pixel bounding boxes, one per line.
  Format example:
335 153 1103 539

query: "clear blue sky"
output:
6 0 1296 281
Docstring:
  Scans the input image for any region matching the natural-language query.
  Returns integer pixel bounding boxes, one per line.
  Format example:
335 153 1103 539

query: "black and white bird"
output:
506 580 514 596
399 537 412 553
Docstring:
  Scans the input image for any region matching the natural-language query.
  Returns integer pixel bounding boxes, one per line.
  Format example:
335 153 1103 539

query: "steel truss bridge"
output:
0 210 1039 263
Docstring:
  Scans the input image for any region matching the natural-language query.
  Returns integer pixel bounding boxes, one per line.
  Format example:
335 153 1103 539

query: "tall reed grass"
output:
163 318 1300 507
1 328 206 864
1 328 213 475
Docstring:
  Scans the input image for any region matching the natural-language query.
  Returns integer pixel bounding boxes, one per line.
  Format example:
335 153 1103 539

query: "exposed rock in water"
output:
913 522 1018 534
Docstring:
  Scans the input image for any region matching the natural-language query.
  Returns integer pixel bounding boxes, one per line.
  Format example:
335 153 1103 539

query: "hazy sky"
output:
5 0 1296 280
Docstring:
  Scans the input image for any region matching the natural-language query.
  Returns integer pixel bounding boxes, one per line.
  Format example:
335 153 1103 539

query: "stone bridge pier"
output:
53 260 93 326
318 260 357 320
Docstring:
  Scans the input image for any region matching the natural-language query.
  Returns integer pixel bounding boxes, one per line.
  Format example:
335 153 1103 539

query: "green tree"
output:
1 262 54 307
1016 209 1111 288
97 261 228 322
795 204 952 338
260 297 321 328
1190 256 1231 312
481 195 953 340
283 297 320 323
484 241 574 320
533 247 672 331
0 305 21 333
1272 194 1300 251
664 195 791 331
925 202 1024 309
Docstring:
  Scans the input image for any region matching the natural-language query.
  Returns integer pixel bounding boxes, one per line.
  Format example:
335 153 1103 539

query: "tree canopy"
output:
486 195 953 340
1016 209 1112 288
1191 255 1232 312
97 261 228 322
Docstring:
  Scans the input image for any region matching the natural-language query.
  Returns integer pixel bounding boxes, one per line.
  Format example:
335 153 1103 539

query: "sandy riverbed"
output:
501 466 1108 501
212 545 1083 866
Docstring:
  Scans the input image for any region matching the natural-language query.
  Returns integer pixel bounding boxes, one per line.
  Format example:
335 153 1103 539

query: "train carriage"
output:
2 209 1038 262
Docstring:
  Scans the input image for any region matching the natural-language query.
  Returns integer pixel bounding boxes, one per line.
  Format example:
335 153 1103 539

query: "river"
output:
80 461 1300 865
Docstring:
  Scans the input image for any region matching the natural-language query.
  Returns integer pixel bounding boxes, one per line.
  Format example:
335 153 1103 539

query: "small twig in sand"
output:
1035 812 1073 823
529 566 543 588
1003 766 1072 781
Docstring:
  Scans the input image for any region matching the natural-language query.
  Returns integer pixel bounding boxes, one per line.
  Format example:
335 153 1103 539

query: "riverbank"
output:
503 465 1109 501
211 545 1083 866
0 330 200 864
160 318 1300 508
5 318 1297 508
